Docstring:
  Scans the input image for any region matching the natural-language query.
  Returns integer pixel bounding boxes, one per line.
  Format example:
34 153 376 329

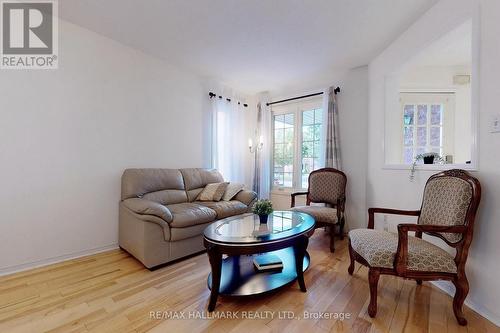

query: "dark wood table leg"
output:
207 245 222 312
294 236 309 292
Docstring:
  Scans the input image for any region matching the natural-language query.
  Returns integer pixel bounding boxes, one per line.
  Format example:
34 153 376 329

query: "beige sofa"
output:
119 168 257 269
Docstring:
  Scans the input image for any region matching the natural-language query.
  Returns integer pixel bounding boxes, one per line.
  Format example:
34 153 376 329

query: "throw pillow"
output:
197 182 229 201
222 183 245 201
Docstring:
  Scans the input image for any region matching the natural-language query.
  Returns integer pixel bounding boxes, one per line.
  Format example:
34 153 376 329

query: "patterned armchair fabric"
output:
347 170 481 326
308 170 346 204
349 229 457 273
418 176 473 243
291 206 338 224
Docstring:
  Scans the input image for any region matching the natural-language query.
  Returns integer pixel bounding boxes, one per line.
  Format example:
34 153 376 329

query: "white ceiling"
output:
59 0 439 95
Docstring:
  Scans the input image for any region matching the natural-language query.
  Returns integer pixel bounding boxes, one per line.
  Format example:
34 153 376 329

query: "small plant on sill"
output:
409 153 445 182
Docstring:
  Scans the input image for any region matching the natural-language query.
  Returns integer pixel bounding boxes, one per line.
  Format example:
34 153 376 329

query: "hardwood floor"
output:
0 231 498 333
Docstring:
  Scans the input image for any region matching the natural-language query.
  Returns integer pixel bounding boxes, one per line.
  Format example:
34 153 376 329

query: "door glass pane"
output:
274 115 284 129
302 125 314 141
283 173 293 187
302 142 313 157
301 109 322 188
273 113 294 188
303 110 314 126
274 129 284 143
283 114 294 128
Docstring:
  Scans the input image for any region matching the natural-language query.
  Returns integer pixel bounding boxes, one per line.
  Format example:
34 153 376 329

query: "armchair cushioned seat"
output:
196 200 248 219
166 202 216 228
349 229 457 273
291 206 338 224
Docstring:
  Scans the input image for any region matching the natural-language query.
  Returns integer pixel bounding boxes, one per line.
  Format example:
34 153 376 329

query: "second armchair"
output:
290 168 347 252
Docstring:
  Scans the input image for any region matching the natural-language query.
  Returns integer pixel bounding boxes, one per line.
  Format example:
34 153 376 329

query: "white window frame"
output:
271 98 323 191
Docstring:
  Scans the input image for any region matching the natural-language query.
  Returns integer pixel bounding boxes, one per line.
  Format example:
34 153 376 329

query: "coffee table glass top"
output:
203 211 315 244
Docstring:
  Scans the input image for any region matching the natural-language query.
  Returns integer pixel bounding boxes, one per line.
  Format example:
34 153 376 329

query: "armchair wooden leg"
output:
452 275 469 326
339 216 345 240
329 225 335 253
348 239 355 275
368 268 380 318
416 279 422 285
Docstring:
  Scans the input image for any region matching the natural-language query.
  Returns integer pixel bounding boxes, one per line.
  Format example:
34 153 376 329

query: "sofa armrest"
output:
122 198 173 223
235 190 258 207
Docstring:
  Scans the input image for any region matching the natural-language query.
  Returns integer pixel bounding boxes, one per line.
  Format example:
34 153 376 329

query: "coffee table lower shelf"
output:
207 247 310 296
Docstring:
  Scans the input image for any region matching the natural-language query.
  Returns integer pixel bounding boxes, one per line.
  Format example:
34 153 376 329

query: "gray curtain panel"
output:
325 86 341 169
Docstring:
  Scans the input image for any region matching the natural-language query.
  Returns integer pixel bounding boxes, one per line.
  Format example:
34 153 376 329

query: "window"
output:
272 99 323 189
400 92 454 164
402 103 443 164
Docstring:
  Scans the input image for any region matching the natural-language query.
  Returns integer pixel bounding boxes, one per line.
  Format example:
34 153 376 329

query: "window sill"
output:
382 163 478 171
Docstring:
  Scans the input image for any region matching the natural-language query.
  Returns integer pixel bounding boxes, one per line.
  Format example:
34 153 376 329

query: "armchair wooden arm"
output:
290 191 309 208
394 223 467 275
367 207 421 229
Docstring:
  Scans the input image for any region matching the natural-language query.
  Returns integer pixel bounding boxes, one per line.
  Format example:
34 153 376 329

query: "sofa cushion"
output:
197 182 229 201
234 190 258 207
121 169 185 200
180 168 225 201
122 198 173 222
166 203 217 228
142 189 188 205
349 229 457 273
196 200 248 219
222 183 245 201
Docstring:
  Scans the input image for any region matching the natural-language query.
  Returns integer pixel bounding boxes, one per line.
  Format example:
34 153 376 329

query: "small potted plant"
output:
409 152 445 181
252 199 274 224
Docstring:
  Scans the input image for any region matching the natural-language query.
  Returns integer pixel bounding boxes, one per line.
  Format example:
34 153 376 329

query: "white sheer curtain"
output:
256 93 272 199
211 94 246 183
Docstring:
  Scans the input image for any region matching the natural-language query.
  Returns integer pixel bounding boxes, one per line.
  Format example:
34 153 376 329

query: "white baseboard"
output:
431 281 500 327
0 243 119 277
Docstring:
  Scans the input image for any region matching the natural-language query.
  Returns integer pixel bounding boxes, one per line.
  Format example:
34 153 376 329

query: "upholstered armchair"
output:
348 169 481 326
290 168 347 252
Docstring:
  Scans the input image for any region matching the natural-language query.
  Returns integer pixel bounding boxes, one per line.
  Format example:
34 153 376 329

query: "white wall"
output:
268 66 369 231
337 67 369 230
0 20 209 274
368 0 500 325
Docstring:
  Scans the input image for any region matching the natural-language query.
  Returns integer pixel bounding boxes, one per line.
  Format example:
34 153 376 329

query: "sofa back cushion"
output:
121 169 187 205
180 168 225 202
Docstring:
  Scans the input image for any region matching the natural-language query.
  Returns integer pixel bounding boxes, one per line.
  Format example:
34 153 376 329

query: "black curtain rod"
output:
266 87 340 106
208 92 248 107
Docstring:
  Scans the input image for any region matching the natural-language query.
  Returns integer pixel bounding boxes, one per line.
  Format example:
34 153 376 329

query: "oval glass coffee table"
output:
203 211 315 311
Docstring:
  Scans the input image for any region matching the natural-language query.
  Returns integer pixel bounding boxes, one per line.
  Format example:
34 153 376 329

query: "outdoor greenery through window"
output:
273 113 295 187
301 109 322 188
272 99 323 189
